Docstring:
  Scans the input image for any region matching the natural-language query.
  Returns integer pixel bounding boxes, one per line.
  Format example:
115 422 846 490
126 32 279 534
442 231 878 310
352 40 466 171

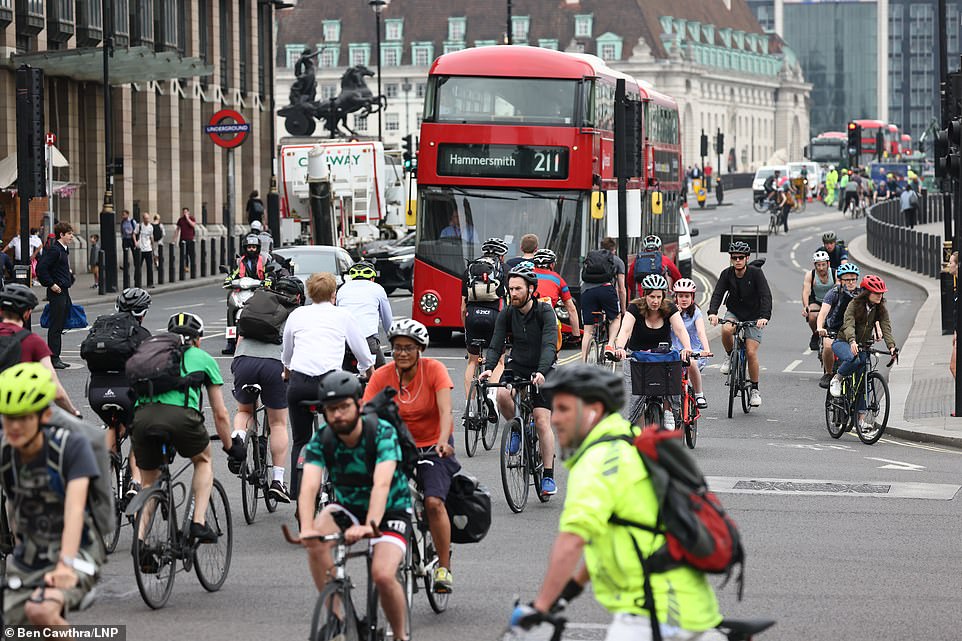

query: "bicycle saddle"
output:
718 618 776 635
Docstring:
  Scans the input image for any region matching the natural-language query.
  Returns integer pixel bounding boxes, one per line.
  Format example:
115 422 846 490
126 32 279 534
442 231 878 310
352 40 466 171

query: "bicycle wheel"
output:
261 435 278 513
500 418 529 513
240 429 258 525
463 382 482 457
824 390 846 439
529 422 548 504
103 453 122 554
131 488 176 609
643 402 664 429
753 197 767 213
727 354 737 419
422 536 450 613
194 478 233 592
310 580 360 641
768 214 777 235
739 352 752 414
857 372 890 445
584 337 599 366
481 390 499 451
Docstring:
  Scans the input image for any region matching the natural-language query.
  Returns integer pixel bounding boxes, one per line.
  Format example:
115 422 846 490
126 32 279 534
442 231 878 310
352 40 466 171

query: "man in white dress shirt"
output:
335 260 393 368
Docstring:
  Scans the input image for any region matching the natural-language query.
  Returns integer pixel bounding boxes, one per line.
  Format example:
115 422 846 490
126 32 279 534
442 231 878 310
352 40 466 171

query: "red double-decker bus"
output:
412 46 682 340
851 119 897 166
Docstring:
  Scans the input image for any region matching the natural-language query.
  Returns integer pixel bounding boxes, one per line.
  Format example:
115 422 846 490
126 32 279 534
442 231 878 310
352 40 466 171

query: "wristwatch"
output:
60 554 96 576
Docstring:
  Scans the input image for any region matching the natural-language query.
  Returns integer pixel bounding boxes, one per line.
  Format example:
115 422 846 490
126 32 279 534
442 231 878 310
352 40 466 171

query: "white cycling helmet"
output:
812 250 831 264
640 273 669 292
388 319 430 349
672 278 697 293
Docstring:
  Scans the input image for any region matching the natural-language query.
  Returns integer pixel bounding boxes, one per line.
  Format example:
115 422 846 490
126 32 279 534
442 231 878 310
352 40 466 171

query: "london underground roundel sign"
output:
205 109 250 148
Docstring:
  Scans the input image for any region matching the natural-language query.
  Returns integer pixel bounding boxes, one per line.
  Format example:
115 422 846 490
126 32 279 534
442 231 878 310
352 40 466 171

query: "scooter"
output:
222 275 263 354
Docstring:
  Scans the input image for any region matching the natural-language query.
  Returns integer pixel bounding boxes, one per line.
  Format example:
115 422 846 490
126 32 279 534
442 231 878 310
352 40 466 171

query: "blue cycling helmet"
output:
836 263 860 278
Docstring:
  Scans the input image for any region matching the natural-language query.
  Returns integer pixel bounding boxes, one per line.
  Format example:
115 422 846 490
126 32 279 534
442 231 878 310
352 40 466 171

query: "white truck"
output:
279 139 410 248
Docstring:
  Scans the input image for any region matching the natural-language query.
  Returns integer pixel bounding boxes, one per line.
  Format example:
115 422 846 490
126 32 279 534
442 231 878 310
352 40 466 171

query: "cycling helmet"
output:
168 312 205 339
481 238 509 257
271 276 305 302
317 370 363 405
541 364 624 413
116 287 151 317
507 262 539 287
822 232 837 243
0 362 57 416
812 250 831 264
860 274 887 294
643 235 663 251
532 248 557 267
250 220 263 232
836 263 860 277
672 278 697 293
0 284 39 316
348 260 377 280
641 273 669 292
728 240 751 255
388 319 430 348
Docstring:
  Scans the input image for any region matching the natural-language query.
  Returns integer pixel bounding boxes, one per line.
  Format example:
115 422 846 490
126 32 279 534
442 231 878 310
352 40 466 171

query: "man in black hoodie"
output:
707 241 773 408
36 222 75 369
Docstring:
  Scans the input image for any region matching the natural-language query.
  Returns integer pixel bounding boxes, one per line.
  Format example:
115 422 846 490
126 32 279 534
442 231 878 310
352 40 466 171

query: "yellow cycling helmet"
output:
0 362 57 416
348 261 377 281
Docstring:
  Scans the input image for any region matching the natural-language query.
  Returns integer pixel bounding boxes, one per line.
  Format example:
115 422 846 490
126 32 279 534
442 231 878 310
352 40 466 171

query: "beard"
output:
328 411 360 435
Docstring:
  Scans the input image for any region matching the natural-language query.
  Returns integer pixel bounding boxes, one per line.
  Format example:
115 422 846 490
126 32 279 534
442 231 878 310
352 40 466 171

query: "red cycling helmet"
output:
860 274 887 293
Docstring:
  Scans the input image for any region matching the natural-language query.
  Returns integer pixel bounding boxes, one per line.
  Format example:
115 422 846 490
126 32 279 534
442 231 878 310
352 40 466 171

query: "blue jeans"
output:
832 340 868 377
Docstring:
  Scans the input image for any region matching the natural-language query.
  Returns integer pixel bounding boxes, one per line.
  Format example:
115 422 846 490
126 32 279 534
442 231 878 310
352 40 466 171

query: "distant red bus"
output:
900 133 913 156
852 119 897 167
412 46 682 339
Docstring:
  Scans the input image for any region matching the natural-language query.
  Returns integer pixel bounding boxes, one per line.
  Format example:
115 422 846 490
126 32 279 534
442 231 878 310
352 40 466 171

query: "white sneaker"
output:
859 419 876 434
829 376 842 398
663 411 676 431
749 389 761 407
719 359 731 375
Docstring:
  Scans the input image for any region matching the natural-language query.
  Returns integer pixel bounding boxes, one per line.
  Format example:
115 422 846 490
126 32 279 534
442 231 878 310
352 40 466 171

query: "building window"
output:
538 39 558 50
386 83 398 98
443 42 463 54
448 16 465 41
416 82 425 98
131 0 154 46
286 43 304 68
386 113 400 131
474 39 497 47
596 33 622 61
322 19 340 42
412 42 434 67
383 44 402 66
512 16 529 42
385 18 403 41
154 0 178 51
354 114 368 131
237 0 248 92
574 14 593 38
218 0 229 88
321 84 337 100
349 43 370 66
319 45 338 68
76 0 103 46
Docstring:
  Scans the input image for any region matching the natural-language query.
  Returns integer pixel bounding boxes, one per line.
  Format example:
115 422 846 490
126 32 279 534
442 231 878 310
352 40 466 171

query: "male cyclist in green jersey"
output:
510 364 723 641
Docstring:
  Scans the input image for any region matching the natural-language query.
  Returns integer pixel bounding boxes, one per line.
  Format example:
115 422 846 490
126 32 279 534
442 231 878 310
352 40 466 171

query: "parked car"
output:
677 208 698 279
272 245 354 298
365 231 414 295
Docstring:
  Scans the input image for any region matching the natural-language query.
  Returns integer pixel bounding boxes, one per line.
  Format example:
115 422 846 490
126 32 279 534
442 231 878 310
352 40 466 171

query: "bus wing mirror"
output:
590 192 605 219
651 191 664 215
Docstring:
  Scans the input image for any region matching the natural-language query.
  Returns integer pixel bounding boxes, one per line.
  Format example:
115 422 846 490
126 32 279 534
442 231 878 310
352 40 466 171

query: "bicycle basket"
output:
629 356 683 396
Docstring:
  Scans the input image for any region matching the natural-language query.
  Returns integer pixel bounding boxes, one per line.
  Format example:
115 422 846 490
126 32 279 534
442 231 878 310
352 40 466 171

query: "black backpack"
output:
0 329 30 372
445 471 492 544
464 257 502 303
581 249 616 284
236 289 297 344
80 313 145 373
126 333 203 401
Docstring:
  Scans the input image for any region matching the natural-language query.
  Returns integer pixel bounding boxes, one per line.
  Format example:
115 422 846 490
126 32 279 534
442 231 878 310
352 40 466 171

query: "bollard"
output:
122 248 131 290
210 238 217 275
941 271 956 334
97 250 105 296
168 242 176 283
200 240 208 277
133 249 142 288
219 237 225 269
179 241 187 281
156 244 165 286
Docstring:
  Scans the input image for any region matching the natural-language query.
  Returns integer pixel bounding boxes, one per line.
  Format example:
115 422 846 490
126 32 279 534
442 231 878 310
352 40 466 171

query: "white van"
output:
678 207 698 279
752 165 788 197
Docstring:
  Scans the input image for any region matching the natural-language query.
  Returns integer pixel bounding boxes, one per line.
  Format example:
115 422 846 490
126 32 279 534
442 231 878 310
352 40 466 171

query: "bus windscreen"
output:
432 77 580 126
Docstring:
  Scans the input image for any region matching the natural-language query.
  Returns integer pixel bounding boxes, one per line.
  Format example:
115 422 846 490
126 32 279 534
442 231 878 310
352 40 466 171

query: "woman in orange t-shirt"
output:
362 319 459 594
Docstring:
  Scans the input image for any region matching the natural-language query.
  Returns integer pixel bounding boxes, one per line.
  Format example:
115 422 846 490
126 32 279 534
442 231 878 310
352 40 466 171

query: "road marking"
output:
558 352 582 365
790 240 802 270
162 302 208 310
783 359 803 373
878 438 962 454
865 457 926 471
708 476 960 500
769 442 855 452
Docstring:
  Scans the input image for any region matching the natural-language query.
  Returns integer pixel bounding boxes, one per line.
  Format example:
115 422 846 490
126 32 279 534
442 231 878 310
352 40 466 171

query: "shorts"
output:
4 548 102 625
604 613 727 641
723 312 763 344
87 372 135 427
415 446 461 501
506 366 551 410
231 356 288 409
464 304 498 355
581 285 620 325
326 504 412 553
131 403 211 470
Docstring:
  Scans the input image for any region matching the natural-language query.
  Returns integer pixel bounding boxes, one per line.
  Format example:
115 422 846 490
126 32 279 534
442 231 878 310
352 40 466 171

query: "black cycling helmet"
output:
728 240 751 255
116 287 151 317
542 364 624 413
317 370 363 406
481 238 509 257
507 262 538 287
271 276 305 302
0 284 39 316
822 231 837 243
167 312 205 339
532 248 557 268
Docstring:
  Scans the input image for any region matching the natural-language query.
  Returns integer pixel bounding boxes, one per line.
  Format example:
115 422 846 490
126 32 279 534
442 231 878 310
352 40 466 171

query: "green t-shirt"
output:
303 418 412 515
560 414 723 630
134 345 222 412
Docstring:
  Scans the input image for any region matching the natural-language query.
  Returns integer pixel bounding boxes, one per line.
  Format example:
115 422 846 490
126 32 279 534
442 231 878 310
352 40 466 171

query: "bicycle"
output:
721 320 760 419
584 310 617 373
409 457 451 614
766 200 780 236
620 348 706 437
824 342 896 444
752 192 771 213
493 376 548 513
282 519 411 641
464 340 499 457
101 403 135 554
679 351 711 449
238 383 279 525
126 433 233 609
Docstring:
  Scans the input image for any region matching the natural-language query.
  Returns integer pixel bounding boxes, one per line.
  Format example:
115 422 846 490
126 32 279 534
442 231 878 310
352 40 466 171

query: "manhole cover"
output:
733 480 890 494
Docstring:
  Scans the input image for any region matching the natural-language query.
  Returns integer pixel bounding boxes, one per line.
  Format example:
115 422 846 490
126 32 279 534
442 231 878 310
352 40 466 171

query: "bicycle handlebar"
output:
720 319 763 329
281 521 382 545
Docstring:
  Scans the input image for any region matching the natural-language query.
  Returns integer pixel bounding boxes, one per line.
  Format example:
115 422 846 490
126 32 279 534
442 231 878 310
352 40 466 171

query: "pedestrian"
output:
35 221 75 369
133 212 154 288
88 234 100 288
120 209 135 255
246 190 265 224
151 214 165 268
900 181 919 229
174 207 197 275
28 229 43 280
505 233 539 269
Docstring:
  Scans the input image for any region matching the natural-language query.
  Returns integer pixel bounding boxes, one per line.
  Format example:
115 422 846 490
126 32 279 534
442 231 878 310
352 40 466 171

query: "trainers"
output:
719 359 731 375
269 480 292 504
663 411 676 431
540 477 558 496
137 545 159 574
809 334 820 352
506 420 522 455
859 419 876 435
190 521 218 544
695 394 708 409
829 376 842 398
225 435 246 474
819 373 834 389
749 389 762 407
433 567 453 594
485 397 499 424
125 481 141 500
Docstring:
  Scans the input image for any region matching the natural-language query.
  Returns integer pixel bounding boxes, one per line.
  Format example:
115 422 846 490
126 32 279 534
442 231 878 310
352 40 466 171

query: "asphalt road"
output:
50 190 962 640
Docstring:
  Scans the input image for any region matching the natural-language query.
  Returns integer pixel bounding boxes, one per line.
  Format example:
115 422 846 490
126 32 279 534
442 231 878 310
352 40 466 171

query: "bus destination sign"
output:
437 144 569 179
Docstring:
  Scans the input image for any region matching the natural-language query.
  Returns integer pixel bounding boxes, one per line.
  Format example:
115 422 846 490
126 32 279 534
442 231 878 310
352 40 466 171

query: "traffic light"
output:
402 134 416 171
936 73 962 179
847 121 861 167
15 65 45 199
715 131 725 156
875 131 884 160
700 131 709 158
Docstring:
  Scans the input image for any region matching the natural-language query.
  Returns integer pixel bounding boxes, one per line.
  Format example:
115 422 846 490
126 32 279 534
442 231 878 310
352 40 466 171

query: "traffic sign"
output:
205 109 250 148
45 132 56 146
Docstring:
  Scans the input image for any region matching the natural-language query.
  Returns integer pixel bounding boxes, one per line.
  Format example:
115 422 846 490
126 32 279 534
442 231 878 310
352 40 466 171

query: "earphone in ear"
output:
586 410 598 425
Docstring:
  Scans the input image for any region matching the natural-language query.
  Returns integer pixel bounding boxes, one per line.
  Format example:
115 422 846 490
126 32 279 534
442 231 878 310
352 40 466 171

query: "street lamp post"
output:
262 0 294 246
370 0 386 142
402 78 412 137
100 0 117 293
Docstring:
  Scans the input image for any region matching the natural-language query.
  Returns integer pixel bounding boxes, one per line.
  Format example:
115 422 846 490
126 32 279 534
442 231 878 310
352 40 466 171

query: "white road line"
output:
790 239 802 270
783 359 803 373
878 438 962 455
865 457 925 472
162 302 208 310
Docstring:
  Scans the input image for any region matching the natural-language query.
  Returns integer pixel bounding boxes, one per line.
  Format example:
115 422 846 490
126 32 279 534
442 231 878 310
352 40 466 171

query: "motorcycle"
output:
222 275 263 354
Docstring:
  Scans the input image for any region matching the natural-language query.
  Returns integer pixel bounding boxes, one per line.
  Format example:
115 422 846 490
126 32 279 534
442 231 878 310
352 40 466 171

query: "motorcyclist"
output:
250 220 274 259
222 235 267 355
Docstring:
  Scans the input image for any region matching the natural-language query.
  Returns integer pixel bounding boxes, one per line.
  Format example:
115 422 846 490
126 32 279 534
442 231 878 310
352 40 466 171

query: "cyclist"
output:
580 237 627 363
298 371 412 641
0 284 81 416
337 260 393 368
626 235 682 300
762 169 779 202
480 263 559 498
707 241 772 408
612 274 692 428
830 276 898 432
671 278 710 409
819 232 849 273
231 276 305 504
130 313 240 545
802 251 835 352
86 287 152 497
816 263 861 388
532 248 581 343
505 233 538 270
842 171 861 214
775 180 793 232
0 363 104 627
363 319 459 594
461 238 507 401
510 364 724 641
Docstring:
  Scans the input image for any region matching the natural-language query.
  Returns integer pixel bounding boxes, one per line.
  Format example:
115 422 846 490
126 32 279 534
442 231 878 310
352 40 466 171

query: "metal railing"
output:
866 194 945 279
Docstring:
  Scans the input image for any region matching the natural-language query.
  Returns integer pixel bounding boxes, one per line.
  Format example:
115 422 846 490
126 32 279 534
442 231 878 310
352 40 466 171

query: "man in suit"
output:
36 222 76 369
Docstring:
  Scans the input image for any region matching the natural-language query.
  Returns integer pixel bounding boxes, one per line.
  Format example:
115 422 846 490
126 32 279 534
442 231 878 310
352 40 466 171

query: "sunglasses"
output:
730 255 748 260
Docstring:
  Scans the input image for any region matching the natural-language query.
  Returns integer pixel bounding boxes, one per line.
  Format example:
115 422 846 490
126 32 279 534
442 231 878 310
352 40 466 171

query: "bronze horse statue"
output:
280 65 387 137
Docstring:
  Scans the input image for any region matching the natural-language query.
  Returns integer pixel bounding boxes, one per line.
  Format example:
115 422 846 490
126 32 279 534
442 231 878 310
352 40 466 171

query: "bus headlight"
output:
419 292 440 315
